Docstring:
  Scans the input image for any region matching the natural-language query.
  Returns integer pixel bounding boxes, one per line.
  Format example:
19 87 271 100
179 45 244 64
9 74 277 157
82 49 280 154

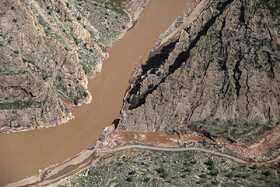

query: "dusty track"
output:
0 0 197 186
7 137 279 187
107 145 247 163
106 145 280 167
2 0 279 185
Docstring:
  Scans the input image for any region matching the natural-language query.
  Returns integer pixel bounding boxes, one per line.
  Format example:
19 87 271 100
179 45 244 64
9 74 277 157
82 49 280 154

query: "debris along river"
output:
0 0 196 186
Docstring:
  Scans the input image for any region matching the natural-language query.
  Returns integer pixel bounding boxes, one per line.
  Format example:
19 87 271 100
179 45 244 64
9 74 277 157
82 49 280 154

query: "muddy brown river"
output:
0 0 195 185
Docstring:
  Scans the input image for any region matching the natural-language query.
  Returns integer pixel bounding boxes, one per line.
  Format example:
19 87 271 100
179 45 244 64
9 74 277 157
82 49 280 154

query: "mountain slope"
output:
0 0 134 132
119 0 280 143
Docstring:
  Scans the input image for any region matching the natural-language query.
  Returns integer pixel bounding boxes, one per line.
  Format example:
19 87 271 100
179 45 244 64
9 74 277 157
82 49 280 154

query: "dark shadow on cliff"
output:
128 0 234 110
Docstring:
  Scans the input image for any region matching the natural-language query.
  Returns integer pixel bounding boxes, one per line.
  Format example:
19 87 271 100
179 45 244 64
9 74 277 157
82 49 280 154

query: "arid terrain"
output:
0 0 197 186
7 124 280 186
0 0 279 186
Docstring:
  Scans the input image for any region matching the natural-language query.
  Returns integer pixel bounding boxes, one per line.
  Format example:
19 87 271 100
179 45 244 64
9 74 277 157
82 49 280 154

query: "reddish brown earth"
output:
104 131 212 146
0 0 197 186
103 128 280 167
217 126 280 161
7 127 279 186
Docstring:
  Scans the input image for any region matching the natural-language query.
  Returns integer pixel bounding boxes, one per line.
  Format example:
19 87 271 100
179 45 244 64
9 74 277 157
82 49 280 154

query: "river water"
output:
0 0 195 185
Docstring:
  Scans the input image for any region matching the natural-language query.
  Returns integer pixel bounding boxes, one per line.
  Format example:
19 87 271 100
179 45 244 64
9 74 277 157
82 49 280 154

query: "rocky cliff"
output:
0 0 143 132
119 0 280 142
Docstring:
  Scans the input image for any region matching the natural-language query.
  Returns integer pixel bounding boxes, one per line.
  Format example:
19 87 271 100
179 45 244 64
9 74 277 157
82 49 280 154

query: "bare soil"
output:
0 0 196 186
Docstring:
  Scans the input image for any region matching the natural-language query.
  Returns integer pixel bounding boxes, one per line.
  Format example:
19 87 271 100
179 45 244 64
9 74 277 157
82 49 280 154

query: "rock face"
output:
119 0 280 139
0 0 133 132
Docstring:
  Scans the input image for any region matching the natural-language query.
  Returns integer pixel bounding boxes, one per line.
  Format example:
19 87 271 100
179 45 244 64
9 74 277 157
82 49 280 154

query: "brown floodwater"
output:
0 0 195 186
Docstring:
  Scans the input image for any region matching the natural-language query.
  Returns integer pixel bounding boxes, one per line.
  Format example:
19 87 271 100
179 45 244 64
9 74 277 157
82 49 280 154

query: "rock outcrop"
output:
0 0 134 132
119 0 280 141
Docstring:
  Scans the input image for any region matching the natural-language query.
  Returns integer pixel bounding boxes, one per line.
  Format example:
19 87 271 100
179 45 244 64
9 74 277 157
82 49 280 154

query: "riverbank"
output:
0 0 197 186
7 126 280 186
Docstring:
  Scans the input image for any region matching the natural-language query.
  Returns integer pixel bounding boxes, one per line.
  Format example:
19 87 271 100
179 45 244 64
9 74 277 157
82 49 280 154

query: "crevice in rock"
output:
187 63 211 121
268 106 271 123
219 18 226 43
128 41 177 97
233 51 242 97
128 0 234 110
266 27 273 42
3 85 36 98
266 51 275 79
142 41 178 75
244 66 250 116
240 1 245 24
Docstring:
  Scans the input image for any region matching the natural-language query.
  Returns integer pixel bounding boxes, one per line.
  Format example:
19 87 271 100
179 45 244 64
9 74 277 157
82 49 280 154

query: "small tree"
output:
126 176 133 182
73 97 79 105
199 174 207 179
205 159 214 166
262 170 271 176
156 167 165 174
160 172 168 179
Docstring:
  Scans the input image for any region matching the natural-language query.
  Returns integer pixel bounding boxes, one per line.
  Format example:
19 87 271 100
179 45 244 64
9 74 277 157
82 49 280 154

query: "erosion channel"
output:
0 0 196 185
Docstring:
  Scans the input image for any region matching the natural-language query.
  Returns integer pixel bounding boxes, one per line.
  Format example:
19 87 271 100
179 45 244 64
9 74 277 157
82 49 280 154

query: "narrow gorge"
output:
0 0 279 186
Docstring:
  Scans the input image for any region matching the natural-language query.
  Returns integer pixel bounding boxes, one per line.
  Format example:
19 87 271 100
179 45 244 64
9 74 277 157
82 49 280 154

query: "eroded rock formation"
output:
0 0 145 132
119 0 280 141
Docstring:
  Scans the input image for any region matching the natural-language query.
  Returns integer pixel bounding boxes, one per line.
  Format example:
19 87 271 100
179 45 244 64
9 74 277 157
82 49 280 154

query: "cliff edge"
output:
119 0 280 143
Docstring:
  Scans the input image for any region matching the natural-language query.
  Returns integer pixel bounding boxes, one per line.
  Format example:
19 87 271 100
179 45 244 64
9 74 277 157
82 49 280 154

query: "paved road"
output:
105 145 248 164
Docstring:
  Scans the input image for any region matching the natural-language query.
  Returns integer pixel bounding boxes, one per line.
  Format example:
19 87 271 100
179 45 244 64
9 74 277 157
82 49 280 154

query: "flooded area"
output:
0 0 196 185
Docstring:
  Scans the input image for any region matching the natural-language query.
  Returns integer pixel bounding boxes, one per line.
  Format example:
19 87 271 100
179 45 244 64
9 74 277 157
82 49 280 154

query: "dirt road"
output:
109 145 248 164
8 142 280 187
0 0 197 186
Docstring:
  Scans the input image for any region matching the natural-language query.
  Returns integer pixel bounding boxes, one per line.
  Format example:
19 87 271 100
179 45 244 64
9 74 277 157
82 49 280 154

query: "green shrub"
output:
226 173 233 178
262 171 271 176
234 173 241 178
143 178 150 182
42 73 48 80
242 173 250 178
73 97 79 105
156 168 165 174
209 170 219 176
250 165 257 169
126 176 133 182
190 160 197 164
160 172 169 178
199 174 207 179
128 170 136 175
205 159 214 166
156 72 162 76
212 180 220 185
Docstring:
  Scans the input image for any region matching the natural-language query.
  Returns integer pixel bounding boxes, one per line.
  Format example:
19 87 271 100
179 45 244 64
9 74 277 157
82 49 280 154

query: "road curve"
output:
105 145 248 164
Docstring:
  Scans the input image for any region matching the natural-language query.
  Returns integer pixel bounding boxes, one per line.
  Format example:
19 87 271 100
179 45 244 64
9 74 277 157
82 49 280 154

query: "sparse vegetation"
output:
187 120 275 143
0 101 42 110
66 148 280 186
129 84 155 110
259 0 280 16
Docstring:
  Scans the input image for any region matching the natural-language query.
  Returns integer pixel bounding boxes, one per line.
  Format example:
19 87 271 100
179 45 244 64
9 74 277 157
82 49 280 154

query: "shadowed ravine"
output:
0 0 196 186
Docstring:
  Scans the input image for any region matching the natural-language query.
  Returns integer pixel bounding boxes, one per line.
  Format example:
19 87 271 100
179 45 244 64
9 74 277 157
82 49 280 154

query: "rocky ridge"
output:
0 0 147 133
119 0 280 143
